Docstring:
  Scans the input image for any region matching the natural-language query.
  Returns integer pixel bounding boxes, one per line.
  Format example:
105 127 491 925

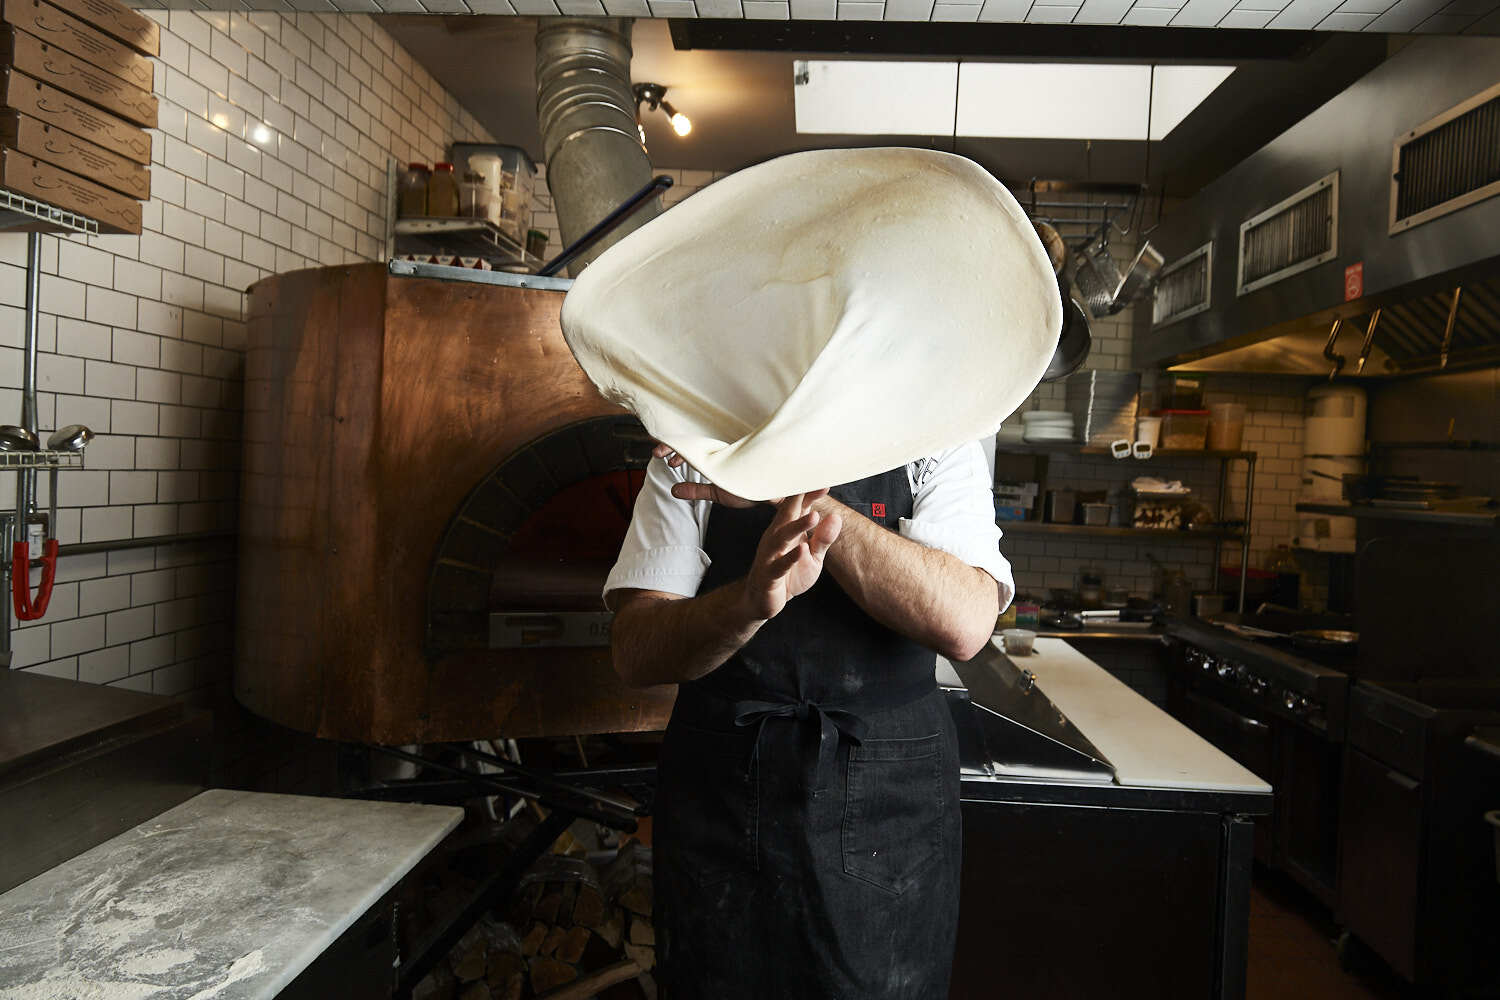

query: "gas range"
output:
1169 616 1352 738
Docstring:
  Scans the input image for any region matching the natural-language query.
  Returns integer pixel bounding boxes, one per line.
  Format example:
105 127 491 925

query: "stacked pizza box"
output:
0 0 155 234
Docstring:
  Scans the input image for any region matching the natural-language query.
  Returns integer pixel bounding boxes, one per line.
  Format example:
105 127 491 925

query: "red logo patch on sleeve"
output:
871 502 886 518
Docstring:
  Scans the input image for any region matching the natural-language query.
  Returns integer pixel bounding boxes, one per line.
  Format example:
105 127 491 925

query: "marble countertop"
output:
993 637 1272 794
0 789 462 1000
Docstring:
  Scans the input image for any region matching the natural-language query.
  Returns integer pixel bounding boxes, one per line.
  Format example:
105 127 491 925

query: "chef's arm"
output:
606 586 764 687
811 495 999 661
608 491 841 687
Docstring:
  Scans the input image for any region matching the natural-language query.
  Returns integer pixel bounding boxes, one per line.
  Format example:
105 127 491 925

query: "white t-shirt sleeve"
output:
603 458 713 601
899 440 1016 610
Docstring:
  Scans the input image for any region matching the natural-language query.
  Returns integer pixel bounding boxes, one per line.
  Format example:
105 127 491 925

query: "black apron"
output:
653 466 963 999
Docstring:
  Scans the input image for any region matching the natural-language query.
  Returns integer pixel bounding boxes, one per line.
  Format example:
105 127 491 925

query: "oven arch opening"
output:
425 415 654 656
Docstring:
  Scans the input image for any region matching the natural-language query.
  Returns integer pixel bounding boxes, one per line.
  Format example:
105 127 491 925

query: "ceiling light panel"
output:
956 63 1152 141
1149 65 1235 139
793 60 958 135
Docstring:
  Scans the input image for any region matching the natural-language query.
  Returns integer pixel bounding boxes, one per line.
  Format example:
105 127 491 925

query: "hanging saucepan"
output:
1033 220 1067 277
1041 272 1091 382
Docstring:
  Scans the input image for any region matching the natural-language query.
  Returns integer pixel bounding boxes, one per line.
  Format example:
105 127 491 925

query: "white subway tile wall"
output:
1 11 494 709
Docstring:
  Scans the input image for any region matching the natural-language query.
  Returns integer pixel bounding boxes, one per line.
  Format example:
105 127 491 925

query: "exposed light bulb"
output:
670 112 692 137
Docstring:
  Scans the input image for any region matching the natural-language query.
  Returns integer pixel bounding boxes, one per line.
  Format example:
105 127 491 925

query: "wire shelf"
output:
0 188 100 237
393 217 540 270
0 450 85 470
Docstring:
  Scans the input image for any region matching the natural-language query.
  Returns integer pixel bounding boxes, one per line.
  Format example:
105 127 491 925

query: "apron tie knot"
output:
731 698 868 793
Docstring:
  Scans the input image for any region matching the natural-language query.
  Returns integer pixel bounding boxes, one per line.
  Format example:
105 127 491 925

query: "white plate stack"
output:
1021 409 1077 443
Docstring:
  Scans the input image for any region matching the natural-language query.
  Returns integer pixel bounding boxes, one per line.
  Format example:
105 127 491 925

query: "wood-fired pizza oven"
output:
235 263 676 744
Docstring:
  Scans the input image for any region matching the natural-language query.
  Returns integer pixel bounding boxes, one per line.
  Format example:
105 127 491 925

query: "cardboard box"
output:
0 110 146 198
0 69 148 164
0 148 138 232
39 0 155 57
2 0 151 91
1 27 155 127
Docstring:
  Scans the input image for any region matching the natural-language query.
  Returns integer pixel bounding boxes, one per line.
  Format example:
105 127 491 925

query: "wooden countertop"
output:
0 789 462 999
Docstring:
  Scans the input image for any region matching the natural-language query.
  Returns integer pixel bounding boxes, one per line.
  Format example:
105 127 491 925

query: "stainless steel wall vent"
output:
1389 80 1500 235
1151 242 1213 328
1237 171 1338 296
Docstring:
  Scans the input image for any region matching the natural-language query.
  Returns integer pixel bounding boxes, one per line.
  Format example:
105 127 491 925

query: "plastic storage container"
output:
451 143 537 239
1207 402 1246 451
1157 374 1205 410
1153 409 1209 450
459 171 489 219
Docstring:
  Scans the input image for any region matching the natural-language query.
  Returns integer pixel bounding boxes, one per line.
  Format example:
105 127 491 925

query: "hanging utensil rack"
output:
0 191 97 665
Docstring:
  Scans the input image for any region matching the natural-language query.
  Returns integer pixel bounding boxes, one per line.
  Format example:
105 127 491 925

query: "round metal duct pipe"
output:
535 18 658 276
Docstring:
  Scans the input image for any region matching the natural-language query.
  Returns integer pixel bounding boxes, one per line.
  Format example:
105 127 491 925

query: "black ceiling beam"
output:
668 19 1328 62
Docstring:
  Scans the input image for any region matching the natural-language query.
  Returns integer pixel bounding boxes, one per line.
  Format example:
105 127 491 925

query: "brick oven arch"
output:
425 415 655 656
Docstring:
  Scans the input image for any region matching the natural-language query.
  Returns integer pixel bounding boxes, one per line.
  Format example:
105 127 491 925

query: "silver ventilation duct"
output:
535 18 658 276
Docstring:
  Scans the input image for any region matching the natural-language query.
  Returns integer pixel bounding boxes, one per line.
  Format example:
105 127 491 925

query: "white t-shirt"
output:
602 439 1015 609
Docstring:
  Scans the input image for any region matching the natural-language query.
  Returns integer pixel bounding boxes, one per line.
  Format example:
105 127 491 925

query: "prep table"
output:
0 789 462 999
949 637 1271 1000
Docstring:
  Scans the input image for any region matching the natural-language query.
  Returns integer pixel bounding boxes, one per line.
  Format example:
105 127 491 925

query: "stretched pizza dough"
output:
560 147 1061 502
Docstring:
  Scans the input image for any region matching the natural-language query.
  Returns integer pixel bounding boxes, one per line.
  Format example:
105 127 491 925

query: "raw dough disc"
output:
560 147 1061 501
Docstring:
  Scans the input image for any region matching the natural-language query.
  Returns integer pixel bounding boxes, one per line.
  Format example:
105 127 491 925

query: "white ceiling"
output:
132 0 1500 34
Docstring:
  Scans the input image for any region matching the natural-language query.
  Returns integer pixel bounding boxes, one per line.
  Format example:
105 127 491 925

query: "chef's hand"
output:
740 490 842 621
652 442 773 508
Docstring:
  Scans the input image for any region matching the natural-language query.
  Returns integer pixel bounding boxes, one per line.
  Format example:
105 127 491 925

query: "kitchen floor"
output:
1248 871 1412 999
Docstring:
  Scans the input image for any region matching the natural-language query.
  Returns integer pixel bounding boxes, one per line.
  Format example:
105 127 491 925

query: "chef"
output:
604 440 1012 998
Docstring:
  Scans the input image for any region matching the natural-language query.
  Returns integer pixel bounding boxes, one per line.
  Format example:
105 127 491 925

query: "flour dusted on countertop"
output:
560 147 1061 501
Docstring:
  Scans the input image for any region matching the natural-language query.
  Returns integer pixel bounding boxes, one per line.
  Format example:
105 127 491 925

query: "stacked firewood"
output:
414 841 657 1000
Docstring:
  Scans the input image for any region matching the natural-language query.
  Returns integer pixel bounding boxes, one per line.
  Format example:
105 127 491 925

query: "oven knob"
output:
1217 660 1235 681
1234 664 1251 685
1252 676 1269 696
1283 693 1310 715
1283 691 1299 712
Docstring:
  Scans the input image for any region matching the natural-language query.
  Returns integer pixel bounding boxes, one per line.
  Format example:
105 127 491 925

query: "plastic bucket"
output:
1208 402 1246 451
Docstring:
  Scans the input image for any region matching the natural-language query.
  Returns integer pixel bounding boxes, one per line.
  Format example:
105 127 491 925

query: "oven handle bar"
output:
1186 690 1271 734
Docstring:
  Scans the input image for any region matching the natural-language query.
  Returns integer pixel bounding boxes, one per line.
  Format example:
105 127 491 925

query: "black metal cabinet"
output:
1338 747 1424 982
951 786 1264 1000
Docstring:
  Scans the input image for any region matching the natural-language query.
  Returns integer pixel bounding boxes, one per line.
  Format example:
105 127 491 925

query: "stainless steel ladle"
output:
43 424 94 542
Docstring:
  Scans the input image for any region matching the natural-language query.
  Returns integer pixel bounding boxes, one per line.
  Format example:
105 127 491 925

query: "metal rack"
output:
0 451 85 470
1 191 97 666
0 188 101 237
996 442 1256 612
382 159 540 272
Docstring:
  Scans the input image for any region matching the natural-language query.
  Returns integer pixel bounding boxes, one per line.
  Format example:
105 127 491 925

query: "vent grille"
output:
1152 242 1212 328
1237 172 1338 296
1390 81 1500 234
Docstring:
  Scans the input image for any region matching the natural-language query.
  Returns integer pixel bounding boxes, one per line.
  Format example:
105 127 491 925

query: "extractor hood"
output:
1134 36 1500 378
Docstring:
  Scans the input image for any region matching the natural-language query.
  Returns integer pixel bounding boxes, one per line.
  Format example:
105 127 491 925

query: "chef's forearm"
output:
813 497 998 661
609 585 766 687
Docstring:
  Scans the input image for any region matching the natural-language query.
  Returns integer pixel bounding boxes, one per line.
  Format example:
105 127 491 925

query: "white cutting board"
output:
1006 637 1272 793
0 789 462 1000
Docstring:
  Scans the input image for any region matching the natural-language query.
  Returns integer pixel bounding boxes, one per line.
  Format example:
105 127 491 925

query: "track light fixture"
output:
633 82 692 139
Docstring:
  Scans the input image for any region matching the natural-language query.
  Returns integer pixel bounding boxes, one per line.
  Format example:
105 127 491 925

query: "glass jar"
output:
459 171 489 219
426 162 459 218
398 162 429 218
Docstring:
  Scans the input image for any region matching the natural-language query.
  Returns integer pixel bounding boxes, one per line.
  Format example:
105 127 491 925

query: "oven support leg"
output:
1215 813 1256 1000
